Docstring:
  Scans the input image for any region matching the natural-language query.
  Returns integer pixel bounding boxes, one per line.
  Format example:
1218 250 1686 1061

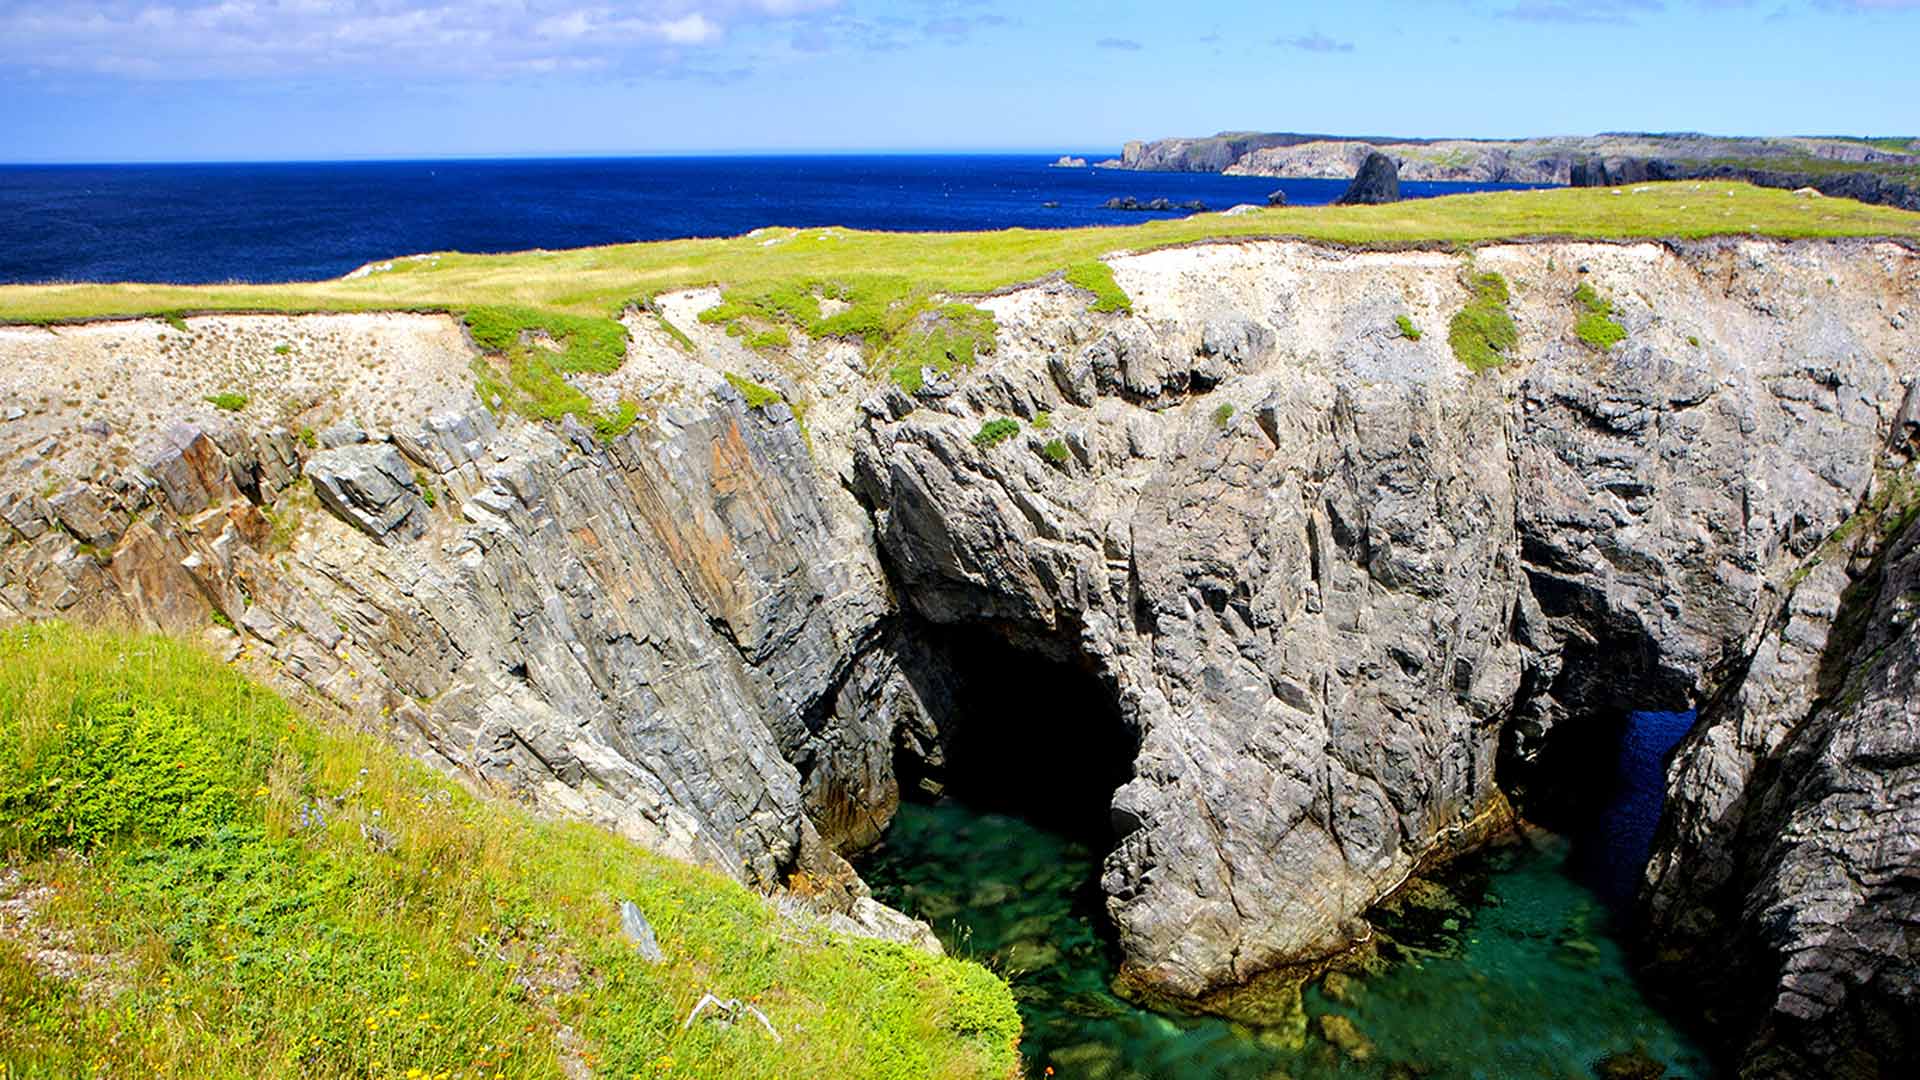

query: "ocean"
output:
0 155 1547 285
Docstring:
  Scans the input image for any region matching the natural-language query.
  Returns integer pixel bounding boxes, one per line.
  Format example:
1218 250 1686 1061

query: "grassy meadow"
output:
0 624 1021 1080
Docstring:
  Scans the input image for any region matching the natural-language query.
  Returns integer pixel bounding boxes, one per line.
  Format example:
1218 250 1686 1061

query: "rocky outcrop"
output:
4 237 1918 1073
847 238 1918 1070
1644 418 1920 1077
1334 152 1400 205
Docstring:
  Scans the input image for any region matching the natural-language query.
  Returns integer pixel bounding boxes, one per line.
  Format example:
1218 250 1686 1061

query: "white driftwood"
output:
681 992 781 1043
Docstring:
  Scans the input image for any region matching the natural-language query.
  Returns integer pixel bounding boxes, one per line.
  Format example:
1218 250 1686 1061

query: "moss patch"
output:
883 303 998 392
1571 282 1627 351
725 372 785 409
1448 272 1519 373
461 305 636 439
972 417 1020 449
1064 261 1132 314
204 392 249 412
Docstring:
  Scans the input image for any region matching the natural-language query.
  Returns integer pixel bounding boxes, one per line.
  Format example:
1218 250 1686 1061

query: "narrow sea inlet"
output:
860 712 1714 1080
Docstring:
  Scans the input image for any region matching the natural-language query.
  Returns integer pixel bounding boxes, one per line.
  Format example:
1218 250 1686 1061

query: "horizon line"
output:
0 147 1122 167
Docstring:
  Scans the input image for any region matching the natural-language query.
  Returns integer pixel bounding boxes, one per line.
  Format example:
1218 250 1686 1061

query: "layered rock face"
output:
849 238 1918 1069
0 316 942 927
4 237 1917 1074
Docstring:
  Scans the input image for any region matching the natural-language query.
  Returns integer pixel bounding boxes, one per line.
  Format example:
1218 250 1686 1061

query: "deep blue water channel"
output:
857 711 1712 1079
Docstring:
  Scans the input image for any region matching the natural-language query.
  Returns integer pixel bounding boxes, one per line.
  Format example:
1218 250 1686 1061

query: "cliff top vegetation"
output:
3 182 1915 327
0 622 1022 1080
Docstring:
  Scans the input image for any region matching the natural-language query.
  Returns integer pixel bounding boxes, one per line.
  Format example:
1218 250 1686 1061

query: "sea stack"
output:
1334 151 1402 205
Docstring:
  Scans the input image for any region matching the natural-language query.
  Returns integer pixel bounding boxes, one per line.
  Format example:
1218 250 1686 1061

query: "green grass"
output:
204 392 249 412
724 372 784 409
1395 314 1423 341
1038 439 1069 466
162 313 190 333
1063 261 1132 314
1448 272 1519 372
1213 403 1236 429
273 343 293 356
884 303 998 392
972 418 1020 450
460 306 639 438
1571 283 1628 351
655 313 696 351
0 623 1020 1080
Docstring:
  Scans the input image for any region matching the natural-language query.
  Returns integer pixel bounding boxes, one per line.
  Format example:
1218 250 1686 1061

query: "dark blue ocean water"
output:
0 155 1547 285
1573 709 1699 909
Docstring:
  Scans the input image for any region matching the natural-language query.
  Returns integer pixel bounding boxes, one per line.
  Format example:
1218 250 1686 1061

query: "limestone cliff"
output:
3 236 1917 1075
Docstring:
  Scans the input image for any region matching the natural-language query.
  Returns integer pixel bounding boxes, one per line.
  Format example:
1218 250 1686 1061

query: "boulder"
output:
1266 188 1288 206
304 442 429 542
1334 151 1401 205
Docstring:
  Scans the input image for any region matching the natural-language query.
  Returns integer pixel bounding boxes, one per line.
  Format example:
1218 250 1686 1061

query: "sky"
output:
1 0 1917 162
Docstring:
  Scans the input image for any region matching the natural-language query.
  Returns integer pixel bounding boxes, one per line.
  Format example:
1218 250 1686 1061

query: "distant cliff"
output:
1105 131 1920 208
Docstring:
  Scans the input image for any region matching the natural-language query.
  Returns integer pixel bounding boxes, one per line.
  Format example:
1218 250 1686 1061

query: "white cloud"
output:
0 0 840 80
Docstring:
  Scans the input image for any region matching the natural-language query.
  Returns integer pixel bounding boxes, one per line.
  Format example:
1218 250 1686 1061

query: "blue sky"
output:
2 0 1916 162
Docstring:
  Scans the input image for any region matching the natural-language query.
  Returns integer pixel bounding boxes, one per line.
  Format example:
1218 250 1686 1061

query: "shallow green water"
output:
858 799 1714 1079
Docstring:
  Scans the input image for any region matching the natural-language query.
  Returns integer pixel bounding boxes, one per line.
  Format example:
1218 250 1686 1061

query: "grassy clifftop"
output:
2 182 1917 327
0 624 1020 1080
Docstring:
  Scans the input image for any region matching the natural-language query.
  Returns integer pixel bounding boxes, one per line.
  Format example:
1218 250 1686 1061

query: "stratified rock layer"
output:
4 237 1918 1074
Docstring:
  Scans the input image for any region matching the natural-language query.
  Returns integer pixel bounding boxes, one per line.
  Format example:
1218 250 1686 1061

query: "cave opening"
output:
1497 609 1702 912
893 623 1137 846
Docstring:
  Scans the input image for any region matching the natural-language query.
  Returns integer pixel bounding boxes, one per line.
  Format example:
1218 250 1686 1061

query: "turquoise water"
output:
859 799 1714 1079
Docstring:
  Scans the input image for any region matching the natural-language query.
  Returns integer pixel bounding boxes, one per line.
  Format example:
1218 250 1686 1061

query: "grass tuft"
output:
0 623 1021 1079
204 392 248 412
461 306 634 440
883 303 998 392
1064 261 1132 314
1571 282 1628 351
1448 271 1519 372
724 372 785 409
1039 439 1070 465
972 417 1020 449
1395 314 1423 341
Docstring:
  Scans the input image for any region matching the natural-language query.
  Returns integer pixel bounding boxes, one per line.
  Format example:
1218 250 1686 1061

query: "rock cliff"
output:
4 236 1917 1074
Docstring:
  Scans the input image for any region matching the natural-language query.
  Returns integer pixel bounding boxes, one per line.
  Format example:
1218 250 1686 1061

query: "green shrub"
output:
1064 261 1132 313
973 417 1020 449
1039 439 1070 465
1213 402 1236 429
272 343 293 355
205 392 248 412
1032 410 1053 429
1396 314 1423 341
414 470 438 509
1448 271 1518 372
1572 282 1627 351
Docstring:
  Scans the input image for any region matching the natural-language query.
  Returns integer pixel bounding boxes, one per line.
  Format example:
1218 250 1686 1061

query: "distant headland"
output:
1095 131 1920 209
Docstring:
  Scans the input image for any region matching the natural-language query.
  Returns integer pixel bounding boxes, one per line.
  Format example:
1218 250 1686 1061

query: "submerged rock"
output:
1592 1048 1667 1080
1315 1013 1376 1062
